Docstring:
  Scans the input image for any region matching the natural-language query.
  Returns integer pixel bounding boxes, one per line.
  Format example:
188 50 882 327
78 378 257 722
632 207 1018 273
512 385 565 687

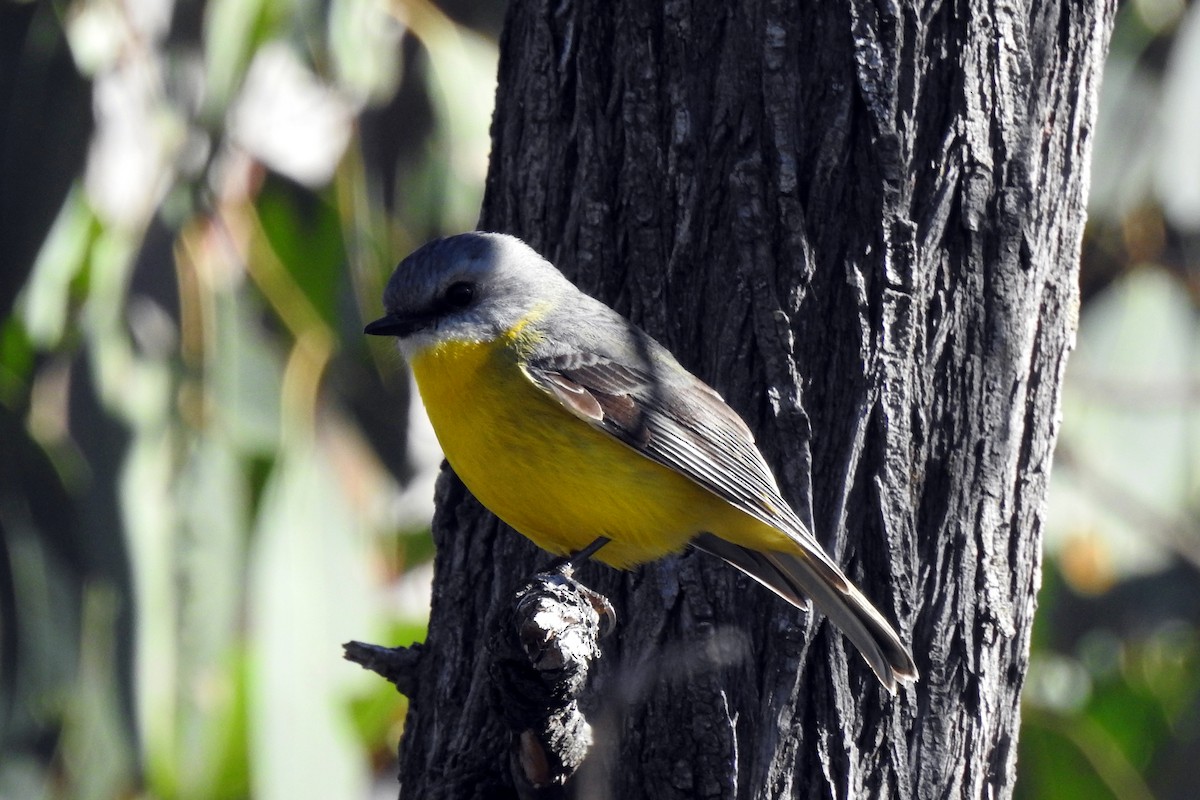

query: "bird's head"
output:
365 232 568 358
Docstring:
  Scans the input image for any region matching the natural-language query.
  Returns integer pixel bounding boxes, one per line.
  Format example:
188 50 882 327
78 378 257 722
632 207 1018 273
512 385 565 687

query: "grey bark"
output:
389 1 1115 797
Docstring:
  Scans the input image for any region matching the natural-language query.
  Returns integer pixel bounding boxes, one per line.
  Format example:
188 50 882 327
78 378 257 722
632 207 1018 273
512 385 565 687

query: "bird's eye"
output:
442 281 475 309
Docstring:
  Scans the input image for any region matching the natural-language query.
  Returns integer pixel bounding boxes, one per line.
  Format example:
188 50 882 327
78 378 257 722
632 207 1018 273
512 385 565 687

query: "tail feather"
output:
692 533 918 693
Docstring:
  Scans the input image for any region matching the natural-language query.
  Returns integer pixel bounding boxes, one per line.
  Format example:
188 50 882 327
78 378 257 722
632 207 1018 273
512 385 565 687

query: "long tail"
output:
692 533 918 693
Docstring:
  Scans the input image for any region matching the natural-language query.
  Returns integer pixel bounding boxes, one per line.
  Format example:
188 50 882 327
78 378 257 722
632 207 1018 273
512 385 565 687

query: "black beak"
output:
364 313 426 337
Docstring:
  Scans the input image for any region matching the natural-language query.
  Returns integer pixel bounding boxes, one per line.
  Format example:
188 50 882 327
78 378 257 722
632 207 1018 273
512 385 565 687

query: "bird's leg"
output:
545 535 612 576
555 535 612 575
544 536 615 637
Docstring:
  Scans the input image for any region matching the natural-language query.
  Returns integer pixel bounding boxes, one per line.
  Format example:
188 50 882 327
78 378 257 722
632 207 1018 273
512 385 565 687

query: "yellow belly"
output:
408 336 753 568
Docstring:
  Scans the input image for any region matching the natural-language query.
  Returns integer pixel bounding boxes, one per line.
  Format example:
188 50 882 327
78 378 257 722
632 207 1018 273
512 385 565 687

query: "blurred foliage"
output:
3 0 1200 798
1019 1 1200 798
0 0 499 797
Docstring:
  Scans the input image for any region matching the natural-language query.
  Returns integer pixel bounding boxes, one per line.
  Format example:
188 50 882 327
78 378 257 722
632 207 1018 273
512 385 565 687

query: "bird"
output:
365 232 918 691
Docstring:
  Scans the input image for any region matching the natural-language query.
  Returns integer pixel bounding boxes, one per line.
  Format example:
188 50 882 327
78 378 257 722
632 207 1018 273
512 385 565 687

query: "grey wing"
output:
521 346 819 548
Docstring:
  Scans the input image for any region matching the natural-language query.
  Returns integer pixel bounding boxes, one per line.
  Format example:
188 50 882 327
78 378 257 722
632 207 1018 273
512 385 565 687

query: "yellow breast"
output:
407 334 747 567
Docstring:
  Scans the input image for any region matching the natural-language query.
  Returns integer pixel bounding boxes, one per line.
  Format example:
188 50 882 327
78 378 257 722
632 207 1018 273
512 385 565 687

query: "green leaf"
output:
19 188 98 347
256 179 346 330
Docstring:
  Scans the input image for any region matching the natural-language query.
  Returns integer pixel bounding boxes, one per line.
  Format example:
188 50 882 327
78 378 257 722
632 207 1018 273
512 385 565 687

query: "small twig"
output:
343 640 424 697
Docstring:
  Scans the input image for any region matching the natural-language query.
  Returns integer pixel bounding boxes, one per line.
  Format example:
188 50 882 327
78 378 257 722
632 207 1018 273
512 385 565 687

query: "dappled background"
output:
0 0 1197 797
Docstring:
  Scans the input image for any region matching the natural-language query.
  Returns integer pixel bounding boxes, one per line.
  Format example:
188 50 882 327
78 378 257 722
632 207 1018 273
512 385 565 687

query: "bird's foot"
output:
541 536 616 637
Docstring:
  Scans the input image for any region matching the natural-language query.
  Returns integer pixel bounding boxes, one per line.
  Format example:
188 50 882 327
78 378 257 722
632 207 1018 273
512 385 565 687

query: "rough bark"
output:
391 1 1114 797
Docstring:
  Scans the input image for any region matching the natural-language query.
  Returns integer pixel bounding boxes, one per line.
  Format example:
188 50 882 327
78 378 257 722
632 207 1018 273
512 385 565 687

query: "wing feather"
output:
522 351 820 550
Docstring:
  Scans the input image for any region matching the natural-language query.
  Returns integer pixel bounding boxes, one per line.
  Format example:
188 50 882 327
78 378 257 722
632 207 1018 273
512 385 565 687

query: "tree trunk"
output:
393 1 1114 797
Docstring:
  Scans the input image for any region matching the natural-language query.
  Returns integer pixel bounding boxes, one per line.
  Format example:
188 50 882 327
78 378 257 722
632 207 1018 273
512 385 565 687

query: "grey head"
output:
364 232 574 358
